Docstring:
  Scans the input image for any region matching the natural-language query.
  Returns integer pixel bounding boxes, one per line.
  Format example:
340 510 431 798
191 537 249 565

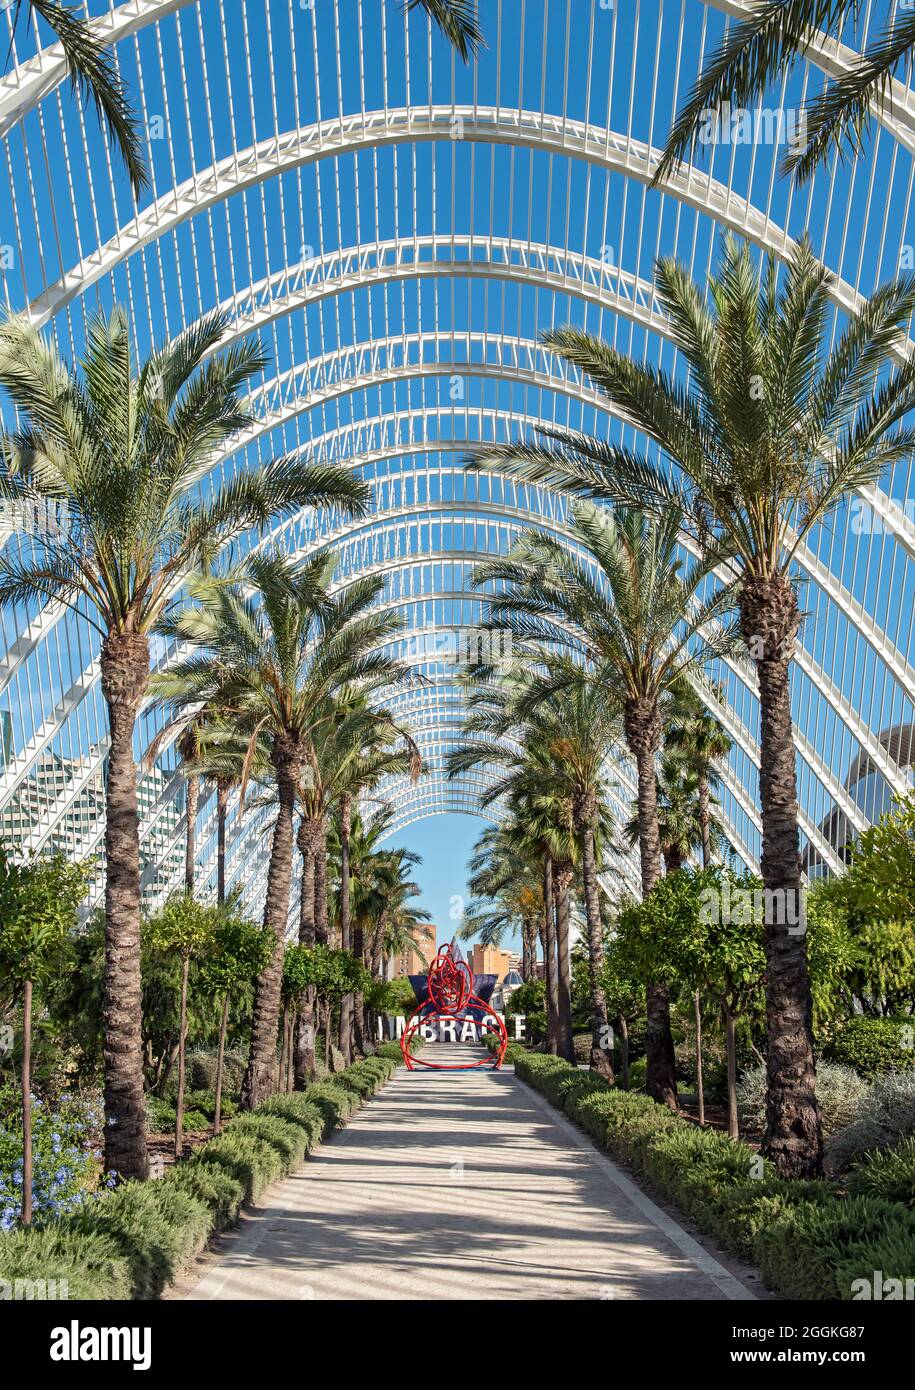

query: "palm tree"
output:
8 2 147 193
448 687 587 1064
151 553 408 1109
473 503 737 1105
410 0 485 60
654 0 915 187
457 659 621 1076
467 235 915 1172
330 800 422 1053
0 309 366 1179
462 826 543 980
664 683 732 871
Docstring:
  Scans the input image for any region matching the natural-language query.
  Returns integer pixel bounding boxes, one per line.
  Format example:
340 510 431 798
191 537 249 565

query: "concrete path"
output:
183 1045 754 1301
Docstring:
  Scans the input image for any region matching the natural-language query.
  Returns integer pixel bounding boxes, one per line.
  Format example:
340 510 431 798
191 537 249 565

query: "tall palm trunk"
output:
740 576 821 1177
625 696 678 1109
314 819 329 945
337 793 353 1063
212 994 230 1136
695 783 711 1124
552 861 576 1064
174 954 190 1159
698 775 713 869
574 791 613 1080
184 773 199 895
542 851 559 1053
352 919 366 1057
21 979 32 1225
241 733 301 1110
99 629 150 1180
216 778 230 905
294 817 318 1089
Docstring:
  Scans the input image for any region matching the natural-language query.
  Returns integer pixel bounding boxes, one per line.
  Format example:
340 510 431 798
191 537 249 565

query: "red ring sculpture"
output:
400 942 508 1069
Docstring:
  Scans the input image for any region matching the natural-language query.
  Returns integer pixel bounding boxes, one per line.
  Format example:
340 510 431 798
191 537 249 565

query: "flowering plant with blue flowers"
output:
0 1083 102 1230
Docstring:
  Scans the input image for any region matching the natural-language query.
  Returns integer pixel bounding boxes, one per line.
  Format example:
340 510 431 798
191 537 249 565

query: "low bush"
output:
827 1071 915 1172
257 1094 327 1147
63 1179 213 1299
185 1050 247 1094
755 1196 915 1300
226 1114 309 1169
823 1017 915 1079
163 1161 245 1231
0 1224 132 1300
737 1062 867 1138
712 1180 836 1261
847 1136 915 1208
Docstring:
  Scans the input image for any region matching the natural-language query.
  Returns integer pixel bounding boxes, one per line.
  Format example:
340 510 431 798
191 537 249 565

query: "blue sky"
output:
386 811 521 953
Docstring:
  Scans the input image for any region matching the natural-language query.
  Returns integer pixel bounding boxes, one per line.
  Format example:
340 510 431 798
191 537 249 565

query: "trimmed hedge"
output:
823 1016 915 1079
0 1048 399 1301
513 1049 915 1300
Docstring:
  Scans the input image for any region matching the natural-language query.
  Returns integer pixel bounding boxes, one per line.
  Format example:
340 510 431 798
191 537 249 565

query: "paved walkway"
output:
184 1045 754 1301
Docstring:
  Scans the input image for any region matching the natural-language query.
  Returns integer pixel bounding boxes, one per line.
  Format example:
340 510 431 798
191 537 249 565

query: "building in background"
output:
392 923 437 979
470 942 512 984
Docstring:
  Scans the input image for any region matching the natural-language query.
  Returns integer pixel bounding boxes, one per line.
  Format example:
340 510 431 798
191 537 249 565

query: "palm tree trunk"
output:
279 1004 290 1091
174 954 190 1160
625 697 678 1110
725 1007 739 1141
619 1014 630 1090
694 991 705 1125
294 817 317 1090
352 921 365 1057
184 773 199 895
552 861 576 1064
741 576 822 1177
21 979 32 1226
216 779 230 905
337 794 353 1063
314 819 329 946
698 776 712 868
576 800 613 1080
542 852 559 1053
99 630 150 1180
241 734 301 1110
212 993 229 1135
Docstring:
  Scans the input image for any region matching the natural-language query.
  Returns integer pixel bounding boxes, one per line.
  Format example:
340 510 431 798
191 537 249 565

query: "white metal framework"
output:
1 0 914 919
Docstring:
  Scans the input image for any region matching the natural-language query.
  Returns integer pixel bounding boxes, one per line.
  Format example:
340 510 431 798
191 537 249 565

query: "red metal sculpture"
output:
400 941 508 1069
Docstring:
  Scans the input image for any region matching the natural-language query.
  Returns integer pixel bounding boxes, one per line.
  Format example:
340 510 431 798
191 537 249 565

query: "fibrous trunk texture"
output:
740 574 822 1177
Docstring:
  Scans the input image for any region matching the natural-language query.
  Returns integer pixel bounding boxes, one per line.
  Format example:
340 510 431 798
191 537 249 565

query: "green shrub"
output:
627 1057 647 1091
713 1180 836 1261
164 1161 245 1231
145 1095 177 1132
0 1224 132 1300
186 1050 247 1094
226 1113 308 1169
827 1071 915 1172
848 1136 915 1208
196 1129 285 1204
754 1197 915 1300
181 1109 212 1132
643 1126 766 1226
64 1180 213 1299
737 1062 867 1138
302 1080 360 1129
258 1094 326 1147
823 1017 915 1079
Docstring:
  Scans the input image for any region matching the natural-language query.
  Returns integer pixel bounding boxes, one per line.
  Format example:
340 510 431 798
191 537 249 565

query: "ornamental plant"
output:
145 897 224 1159
0 851 89 1224
198 915 275 1134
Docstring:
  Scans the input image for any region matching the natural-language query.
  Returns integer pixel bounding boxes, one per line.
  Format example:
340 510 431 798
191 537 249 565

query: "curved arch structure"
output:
1 0 914 922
